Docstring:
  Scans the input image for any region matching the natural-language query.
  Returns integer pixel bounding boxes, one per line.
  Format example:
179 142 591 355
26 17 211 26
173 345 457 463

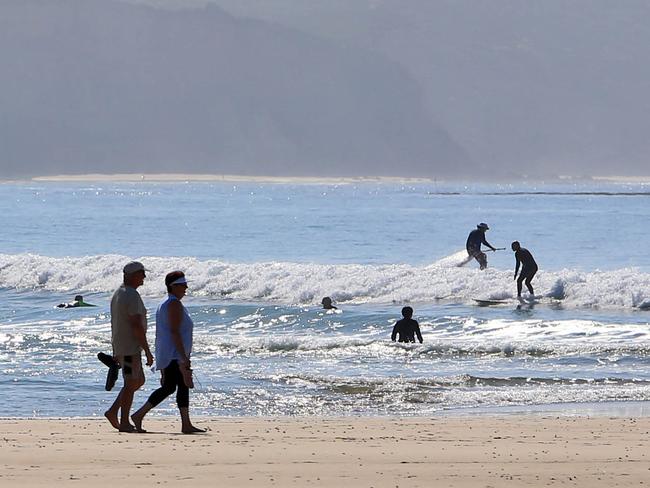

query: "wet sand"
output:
1 415 648 487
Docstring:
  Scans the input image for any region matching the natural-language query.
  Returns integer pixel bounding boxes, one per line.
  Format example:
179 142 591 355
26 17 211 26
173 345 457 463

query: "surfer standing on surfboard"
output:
512 241 538 298
466 223 498 270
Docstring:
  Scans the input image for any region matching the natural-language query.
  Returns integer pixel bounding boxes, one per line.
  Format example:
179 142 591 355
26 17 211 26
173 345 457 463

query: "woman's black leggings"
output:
147 360 189 409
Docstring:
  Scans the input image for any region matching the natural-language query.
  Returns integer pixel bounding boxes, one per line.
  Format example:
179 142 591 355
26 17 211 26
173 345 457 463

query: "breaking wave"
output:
1 253 650 310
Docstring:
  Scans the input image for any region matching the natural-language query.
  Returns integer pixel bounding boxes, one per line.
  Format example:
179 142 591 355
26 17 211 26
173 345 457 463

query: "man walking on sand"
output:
104 261 153 432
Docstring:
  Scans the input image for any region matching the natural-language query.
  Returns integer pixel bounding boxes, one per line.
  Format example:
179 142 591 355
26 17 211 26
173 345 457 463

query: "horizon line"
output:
0 173 649 184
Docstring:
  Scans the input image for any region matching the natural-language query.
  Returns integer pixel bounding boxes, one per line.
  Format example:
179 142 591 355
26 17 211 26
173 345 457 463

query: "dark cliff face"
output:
0 0 473 178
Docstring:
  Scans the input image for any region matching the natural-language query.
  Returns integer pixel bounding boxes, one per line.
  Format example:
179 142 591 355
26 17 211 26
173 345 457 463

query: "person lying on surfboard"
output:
57 295 96 308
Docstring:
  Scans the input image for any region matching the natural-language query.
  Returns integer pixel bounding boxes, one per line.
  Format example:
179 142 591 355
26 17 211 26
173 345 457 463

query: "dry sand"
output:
1 416 648 487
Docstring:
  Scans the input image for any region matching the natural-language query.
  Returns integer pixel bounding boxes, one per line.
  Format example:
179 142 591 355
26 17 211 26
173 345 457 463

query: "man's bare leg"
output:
118 378 142 432
104 390 122 430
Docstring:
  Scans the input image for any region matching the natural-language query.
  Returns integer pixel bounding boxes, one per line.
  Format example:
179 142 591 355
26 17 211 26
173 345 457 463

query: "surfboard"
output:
474 297 540 306
518 298 541 306
474 299 509 306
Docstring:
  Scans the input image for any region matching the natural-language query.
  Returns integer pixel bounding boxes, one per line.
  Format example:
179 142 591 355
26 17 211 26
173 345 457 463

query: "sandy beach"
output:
2 415 648 487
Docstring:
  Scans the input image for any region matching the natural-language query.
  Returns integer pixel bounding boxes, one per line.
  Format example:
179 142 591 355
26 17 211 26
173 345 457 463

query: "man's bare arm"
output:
129 313 153 366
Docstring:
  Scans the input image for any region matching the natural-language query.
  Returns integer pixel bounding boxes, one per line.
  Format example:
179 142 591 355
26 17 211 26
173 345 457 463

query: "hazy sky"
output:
2 0 649 178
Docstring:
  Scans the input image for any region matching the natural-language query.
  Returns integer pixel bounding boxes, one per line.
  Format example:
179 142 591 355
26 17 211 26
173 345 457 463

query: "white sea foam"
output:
1 253 650 310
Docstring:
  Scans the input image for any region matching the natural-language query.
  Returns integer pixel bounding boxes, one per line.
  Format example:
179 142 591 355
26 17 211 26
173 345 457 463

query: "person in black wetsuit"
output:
511 241 538 298
466 223 497 270
321 297 338 310
391 306 423 343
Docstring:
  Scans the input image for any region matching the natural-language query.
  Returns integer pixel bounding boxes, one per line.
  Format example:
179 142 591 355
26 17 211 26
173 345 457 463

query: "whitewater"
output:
1 180 649 417
1 252 650 310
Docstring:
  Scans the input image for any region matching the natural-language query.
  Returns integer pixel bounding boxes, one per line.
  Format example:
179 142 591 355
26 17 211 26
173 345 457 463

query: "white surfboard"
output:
474 297 540 306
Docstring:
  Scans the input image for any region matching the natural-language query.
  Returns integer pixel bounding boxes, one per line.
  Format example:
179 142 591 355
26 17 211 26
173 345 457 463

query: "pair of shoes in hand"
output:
97 352 120 391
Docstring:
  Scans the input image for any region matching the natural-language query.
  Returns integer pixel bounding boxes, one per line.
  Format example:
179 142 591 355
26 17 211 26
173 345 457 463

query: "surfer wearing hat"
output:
466 223 498 270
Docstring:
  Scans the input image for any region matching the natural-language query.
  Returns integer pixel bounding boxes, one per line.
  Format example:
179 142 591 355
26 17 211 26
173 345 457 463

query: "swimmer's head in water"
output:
401 306 413 318
321 297 334 309
511 241 520 251
74 295 83 302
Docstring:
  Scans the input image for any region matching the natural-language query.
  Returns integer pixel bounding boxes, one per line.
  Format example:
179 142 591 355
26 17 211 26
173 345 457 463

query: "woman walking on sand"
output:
131 271 204 434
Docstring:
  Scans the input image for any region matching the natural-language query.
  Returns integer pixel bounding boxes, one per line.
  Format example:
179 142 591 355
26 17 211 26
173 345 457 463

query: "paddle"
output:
457 247 505 267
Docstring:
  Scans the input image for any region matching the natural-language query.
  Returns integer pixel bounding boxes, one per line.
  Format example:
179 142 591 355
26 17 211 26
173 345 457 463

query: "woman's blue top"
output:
155 294 193 370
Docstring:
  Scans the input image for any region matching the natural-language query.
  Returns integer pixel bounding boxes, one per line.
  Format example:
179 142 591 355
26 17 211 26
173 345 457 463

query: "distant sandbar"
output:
30 173 435 184
15 173 650 185
591 175 650 184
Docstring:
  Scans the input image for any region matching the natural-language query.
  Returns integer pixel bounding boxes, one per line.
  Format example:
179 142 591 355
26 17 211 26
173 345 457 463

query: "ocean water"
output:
1 180 649 417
